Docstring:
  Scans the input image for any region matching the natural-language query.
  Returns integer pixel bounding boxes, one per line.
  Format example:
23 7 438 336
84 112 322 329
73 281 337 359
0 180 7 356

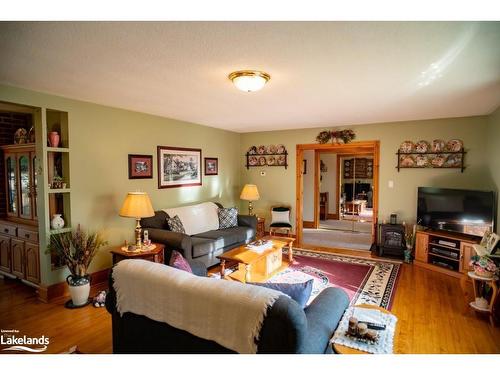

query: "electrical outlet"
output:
388 180 394 188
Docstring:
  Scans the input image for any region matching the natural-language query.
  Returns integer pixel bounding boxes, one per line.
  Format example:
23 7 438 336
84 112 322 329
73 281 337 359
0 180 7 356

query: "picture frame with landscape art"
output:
128 154 153 179
157 146 202 188
204 157 218 176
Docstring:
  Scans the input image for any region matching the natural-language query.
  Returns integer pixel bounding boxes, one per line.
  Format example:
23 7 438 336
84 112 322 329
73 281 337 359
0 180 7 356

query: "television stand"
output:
414 229 480 278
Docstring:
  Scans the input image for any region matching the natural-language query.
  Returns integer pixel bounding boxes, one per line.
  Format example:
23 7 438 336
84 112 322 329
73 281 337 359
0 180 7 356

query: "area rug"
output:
269 248 401 309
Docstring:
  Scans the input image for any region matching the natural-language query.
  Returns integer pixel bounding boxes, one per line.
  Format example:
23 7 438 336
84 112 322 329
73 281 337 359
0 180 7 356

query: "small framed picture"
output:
128 154 153 179
204 157 218 176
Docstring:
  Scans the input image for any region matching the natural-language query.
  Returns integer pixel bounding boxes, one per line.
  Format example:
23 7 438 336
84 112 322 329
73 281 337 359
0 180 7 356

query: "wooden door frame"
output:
296 141 380 245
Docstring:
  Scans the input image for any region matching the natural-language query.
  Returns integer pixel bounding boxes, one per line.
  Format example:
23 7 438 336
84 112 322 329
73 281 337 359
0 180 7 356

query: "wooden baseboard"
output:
37 268 111 303
327 213 339 220
303 221 314 228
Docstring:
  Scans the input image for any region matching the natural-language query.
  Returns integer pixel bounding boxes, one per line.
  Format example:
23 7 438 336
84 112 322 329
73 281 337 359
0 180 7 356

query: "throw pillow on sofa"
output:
166 215 186 234
249 279 314 308
169 250 193 273
218 207 238 229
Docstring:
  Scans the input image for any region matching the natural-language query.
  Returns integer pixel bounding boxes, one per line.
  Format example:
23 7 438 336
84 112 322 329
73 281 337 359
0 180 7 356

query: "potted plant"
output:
469 255 498 278
47 225 107 307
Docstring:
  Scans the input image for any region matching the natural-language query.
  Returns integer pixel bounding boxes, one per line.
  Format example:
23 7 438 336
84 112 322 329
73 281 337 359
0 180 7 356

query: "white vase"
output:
67 275 90 306
51 214 65 229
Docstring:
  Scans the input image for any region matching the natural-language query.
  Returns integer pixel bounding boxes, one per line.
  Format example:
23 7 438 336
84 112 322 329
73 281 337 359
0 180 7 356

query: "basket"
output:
474 266 494 278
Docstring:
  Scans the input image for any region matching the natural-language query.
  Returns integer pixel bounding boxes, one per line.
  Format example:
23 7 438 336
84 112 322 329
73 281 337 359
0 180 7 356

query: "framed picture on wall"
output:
157 146 202 188
128 154 153 179
204 157 218 176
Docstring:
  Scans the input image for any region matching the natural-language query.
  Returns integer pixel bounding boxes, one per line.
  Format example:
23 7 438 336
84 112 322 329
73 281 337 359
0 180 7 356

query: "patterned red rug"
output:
269 248 402 309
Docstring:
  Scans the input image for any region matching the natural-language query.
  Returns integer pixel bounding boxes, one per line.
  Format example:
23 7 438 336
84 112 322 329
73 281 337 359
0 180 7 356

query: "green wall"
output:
240 116 493 230
0 85 241 285
487 107 500 227
1 83 498 286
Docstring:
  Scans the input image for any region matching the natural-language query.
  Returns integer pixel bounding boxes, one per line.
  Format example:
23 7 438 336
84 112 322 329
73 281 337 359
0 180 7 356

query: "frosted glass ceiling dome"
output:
228 70 271 92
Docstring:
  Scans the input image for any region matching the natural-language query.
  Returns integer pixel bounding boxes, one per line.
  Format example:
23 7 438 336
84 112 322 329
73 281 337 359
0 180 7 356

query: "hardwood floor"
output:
1 250 499 354
0 277 111 354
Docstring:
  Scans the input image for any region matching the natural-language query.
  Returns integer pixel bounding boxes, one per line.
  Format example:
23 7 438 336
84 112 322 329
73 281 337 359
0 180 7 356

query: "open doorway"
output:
296 141 379 251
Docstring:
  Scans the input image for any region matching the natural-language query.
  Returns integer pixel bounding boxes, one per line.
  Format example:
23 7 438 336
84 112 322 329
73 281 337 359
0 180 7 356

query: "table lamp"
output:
240 184 260 216
119 192 155 249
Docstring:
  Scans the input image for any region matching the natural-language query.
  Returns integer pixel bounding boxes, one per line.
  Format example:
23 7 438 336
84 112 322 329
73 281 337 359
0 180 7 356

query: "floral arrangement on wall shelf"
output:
315 129 356 144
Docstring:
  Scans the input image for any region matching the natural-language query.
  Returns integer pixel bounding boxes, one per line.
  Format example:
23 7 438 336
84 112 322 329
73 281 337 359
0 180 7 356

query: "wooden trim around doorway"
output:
296 141 380 246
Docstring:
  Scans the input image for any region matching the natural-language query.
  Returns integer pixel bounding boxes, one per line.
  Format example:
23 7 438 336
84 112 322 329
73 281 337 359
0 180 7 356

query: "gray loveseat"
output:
140 202 257 267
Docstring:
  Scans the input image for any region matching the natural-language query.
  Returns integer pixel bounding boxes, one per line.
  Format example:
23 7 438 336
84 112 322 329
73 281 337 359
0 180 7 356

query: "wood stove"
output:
378 224 406 258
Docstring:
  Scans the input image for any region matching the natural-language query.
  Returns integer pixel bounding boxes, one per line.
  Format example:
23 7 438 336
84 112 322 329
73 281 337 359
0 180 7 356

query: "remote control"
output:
358 321 386 331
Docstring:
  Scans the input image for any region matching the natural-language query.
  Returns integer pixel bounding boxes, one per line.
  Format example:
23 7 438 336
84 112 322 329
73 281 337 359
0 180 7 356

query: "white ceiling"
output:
0 22 499 133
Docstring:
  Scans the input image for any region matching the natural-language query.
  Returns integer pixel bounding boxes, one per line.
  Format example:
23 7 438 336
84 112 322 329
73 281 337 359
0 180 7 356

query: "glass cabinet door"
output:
31 152 37 219
5 155 18 216
18 153 32 219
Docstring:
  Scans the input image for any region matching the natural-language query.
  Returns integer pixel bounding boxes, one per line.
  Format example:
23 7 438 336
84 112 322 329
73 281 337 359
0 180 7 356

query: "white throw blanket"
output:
162 202 220 235
112 260 283 353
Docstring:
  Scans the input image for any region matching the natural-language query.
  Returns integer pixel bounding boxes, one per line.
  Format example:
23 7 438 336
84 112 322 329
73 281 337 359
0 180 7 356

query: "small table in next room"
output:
111 243 165 265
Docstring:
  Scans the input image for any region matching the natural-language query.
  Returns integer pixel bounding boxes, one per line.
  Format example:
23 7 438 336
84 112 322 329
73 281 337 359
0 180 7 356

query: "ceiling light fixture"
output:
228 70 271 92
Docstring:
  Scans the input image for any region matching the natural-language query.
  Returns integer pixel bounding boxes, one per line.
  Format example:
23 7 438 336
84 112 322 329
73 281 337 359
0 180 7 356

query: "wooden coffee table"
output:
217 236 294 283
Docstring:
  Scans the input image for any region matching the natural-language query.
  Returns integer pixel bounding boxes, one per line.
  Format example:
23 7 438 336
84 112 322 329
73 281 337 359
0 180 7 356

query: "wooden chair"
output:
269 205 292 236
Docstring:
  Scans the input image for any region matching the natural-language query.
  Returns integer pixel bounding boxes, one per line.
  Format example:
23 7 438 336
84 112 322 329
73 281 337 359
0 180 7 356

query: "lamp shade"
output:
119 192 155 218
240 184 260 201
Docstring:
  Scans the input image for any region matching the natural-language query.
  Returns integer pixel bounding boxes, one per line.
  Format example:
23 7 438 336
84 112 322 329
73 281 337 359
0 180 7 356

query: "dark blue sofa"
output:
105 266 349 354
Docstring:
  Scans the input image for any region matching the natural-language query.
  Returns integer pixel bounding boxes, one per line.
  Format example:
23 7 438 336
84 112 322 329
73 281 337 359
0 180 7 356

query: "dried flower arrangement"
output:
315 130 332 144
315 129 356 144
46 225 107 279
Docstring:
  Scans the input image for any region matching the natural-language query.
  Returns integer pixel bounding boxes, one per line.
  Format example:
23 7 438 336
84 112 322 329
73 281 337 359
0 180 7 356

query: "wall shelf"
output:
49 227 72 235
47 188 71 194
47 147 70 153
396 150 466 172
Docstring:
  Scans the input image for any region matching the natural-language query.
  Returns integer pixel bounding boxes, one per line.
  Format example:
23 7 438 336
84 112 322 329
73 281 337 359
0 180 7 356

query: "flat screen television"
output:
417 187 495 237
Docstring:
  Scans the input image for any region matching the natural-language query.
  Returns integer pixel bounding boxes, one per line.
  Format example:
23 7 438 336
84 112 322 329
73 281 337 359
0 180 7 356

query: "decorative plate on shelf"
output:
267 156 276 165
415 155 429 167
247 146 257 155
431 155 446 167
399 141 414 153
276 144 286 154
277 155 286 165
248 156 258 166
257 145 267 154
415 140 430 153
267 144 277 154
445 154 462 167
432 139 446 152
400 155 415 167
446 139 463 152
258 156 266 166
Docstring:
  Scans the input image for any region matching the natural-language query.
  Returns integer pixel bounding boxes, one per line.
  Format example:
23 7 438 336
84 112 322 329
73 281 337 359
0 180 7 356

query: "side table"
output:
257 217 265 238
332 304 398 354
467 271 499 326
111 243 165 265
